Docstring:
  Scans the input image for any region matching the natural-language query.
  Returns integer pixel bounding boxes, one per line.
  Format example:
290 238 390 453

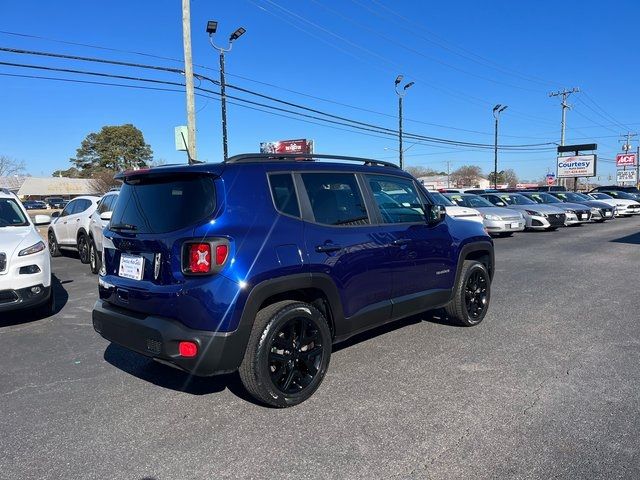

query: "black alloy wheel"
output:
268 317 324 395
239 300 332 407
464 270 488 320
78 234 90 264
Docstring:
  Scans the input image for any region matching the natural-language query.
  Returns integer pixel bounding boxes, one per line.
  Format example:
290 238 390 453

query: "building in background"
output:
0 176 98 200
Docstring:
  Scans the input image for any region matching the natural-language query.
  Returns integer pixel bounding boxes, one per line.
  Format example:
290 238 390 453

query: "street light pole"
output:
207 22 246 162
492 104 508 189
394 75 414 170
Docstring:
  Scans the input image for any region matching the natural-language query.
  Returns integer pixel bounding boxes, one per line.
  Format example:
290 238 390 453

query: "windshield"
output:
497 194 536 205
555 192 587 202
426 191 453 206
0 198 29 227
591 193 613 200
524 192 561 204
110 174 216 234
606 191 635 200
447 194 493 208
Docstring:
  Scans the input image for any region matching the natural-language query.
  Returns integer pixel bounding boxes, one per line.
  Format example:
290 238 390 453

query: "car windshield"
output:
426 191 453 206
497 194 536 205
606 191 635 200
447 194 493 208
525 192 561 204
591 193 613 200
554 192 586 202
0 198 29 227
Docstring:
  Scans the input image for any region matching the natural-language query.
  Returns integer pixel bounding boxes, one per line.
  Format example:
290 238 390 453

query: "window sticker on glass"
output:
172 189 183 196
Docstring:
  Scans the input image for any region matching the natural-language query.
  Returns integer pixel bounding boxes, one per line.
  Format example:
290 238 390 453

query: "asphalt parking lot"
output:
2 218 640 479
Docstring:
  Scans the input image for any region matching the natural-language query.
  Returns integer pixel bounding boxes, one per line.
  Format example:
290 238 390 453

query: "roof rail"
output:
225 153 401 169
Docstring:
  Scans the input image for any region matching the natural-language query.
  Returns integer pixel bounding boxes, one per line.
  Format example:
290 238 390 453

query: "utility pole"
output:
394 75 414 170
492 104 508 189
181 0 197 162
446 160 451 188
549 87 579 187
207 21 246 161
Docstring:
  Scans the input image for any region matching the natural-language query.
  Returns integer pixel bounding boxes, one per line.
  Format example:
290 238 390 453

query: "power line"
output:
0 46 557 150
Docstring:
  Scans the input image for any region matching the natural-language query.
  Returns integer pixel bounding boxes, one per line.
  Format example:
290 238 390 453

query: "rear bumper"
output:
92 300 248 376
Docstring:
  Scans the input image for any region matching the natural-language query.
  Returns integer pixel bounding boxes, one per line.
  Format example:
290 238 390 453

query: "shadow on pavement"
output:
103 343 260 404
0 274 69 328
610 232 640 245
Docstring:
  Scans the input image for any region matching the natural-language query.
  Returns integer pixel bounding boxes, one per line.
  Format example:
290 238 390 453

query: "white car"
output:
47 196 100 263
426 190 484 223
0 189 55 315
88 190 119 274
587 192 640 217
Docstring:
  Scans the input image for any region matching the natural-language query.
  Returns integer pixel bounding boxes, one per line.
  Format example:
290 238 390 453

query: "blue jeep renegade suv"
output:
93 153 494 407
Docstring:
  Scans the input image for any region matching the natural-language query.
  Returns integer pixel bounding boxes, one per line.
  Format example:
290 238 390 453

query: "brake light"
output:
215 244 228 265
178 341 198 358
189 243 211 273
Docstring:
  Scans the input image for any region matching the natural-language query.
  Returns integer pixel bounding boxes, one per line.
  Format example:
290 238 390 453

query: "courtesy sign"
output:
557 155 596 177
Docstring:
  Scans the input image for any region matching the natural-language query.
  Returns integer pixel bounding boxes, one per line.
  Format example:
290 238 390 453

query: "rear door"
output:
297 171 393 329
55 200 78 245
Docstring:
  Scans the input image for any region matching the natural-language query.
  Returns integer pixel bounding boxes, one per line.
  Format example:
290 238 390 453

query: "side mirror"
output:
426 204 446 225
33 214 51 226
51 211 60 218
100 211 113 222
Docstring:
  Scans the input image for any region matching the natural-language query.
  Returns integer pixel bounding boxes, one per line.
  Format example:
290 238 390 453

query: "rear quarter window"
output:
268 173 300 217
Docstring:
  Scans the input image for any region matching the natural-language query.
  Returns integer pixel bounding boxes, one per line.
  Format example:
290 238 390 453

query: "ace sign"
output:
616 153 637 167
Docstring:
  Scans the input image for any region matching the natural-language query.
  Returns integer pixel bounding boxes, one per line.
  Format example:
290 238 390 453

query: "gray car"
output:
547 191 614 222
444 193 524 237
481 193 567 231
518 191 591 225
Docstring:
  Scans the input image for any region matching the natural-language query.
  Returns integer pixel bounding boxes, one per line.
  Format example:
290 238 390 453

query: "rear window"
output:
110 175 216 233
269 173 300 217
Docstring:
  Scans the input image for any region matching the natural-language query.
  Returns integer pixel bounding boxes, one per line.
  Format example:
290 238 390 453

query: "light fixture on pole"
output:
394 76 414 170
207 21 246 161
492 104 508 189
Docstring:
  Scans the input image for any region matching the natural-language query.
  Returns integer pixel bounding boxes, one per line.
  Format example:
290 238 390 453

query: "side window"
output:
96 198 107 215
301 172 369 226
79 199 92 213
60 200 76 217
268 174 300 217
367 174 425 224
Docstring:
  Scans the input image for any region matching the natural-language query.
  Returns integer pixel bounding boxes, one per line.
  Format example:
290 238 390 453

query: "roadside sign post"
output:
557 144 597 191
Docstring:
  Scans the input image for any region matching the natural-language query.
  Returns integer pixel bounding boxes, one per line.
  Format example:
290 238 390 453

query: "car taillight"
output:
215 244 228 266
183 240 230 275
189 243 211 273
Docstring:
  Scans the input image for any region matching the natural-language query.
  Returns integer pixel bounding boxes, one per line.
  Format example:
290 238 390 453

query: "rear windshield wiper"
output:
109 223 138 231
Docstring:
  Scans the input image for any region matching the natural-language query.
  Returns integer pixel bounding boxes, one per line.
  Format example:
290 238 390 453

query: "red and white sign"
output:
260 139 314 155
616 153 637 167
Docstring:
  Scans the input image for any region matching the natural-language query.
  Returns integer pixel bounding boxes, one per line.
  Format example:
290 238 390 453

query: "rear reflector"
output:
189 243 211 273
215 244 228 265
178 341 198 358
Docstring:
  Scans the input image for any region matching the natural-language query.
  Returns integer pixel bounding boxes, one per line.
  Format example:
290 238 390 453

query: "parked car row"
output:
426 187 640 237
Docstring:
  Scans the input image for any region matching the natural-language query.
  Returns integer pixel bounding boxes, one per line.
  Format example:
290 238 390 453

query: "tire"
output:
89 238 100 274
547 227 558 231
48 230 61 257
78 233 90 264
445 260 491 327
239 300 332 408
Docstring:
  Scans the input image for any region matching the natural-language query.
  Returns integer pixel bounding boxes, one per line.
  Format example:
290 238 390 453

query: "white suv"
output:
88 190 119 274
0 189 55 315
47 196 100 263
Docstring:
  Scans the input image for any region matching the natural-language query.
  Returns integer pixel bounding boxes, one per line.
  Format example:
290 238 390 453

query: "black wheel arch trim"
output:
454 241 494 287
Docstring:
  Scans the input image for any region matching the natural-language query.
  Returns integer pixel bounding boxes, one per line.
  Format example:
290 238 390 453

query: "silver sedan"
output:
445 193 525 237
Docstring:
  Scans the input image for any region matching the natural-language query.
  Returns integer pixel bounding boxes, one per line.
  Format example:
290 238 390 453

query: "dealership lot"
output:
1 218 640 479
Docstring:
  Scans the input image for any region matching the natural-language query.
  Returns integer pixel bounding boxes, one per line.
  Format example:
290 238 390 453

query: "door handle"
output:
391 238 411 246
316 243 342 253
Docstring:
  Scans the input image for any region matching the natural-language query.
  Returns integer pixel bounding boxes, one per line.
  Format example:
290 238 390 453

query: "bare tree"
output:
405 165 438 178
0 155 26 177
90 170 121 195
450 165 483 187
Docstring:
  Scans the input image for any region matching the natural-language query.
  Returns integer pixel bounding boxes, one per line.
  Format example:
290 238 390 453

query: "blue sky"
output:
1 0 639 181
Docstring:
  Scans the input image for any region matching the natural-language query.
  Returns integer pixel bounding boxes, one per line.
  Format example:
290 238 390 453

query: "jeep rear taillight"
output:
182 239 230 275
189 243 211 273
